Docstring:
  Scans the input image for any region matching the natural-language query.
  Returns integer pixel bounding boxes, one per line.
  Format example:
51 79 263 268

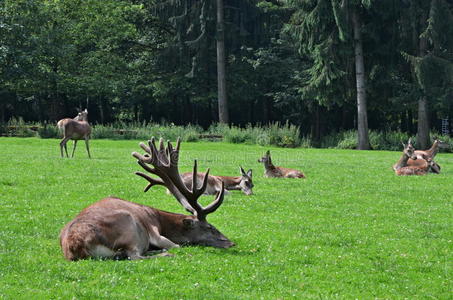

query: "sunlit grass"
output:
0 138 452 299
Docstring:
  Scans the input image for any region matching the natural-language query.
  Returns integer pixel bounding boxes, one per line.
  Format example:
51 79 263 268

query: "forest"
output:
1 0 453 149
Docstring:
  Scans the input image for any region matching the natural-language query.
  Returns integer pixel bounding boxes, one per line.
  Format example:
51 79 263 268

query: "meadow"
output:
0 137 451 299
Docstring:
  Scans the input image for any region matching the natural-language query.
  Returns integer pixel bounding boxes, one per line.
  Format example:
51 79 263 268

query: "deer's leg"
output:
84 137 91 159
60 137 71 158
71 140 78 158
148 227 180 250
127 251 174 260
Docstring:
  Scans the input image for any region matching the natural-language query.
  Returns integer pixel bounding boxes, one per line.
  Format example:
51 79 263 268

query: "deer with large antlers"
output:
57 109 92 158
258 150 305 178
180 167 254 196
60 138 234 261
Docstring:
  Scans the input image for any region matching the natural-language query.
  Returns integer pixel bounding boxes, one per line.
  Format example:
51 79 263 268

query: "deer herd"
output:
57 109 447 261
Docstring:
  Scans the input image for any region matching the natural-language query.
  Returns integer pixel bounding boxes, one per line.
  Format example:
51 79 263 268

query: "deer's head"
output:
421 154 441 173
258 150 272 165
133 138 234 249
75 109 88 122
434 138 450 150
239 167 253 195
179 216 234 248
402 139 417 160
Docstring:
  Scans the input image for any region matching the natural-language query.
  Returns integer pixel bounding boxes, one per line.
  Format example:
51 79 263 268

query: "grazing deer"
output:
57 109 92 158
258 150 305 178
406 138 448 173
60 138 234 261
181 167 254 196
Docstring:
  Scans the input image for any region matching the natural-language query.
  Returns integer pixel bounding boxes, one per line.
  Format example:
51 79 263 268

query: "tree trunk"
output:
417 96 430 149
352 9 370 150
216 0 229 123
416 15 430 149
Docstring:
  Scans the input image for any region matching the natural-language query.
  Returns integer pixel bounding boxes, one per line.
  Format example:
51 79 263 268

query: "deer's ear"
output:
240 166 246 176
182 218 197 228
247 169 252 177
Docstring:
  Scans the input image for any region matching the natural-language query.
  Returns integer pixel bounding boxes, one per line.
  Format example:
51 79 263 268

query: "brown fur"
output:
60 138 234 261
258 151 305 178
394 140 434 176
57 109 92 158
406 139 445 173
181 167 253 195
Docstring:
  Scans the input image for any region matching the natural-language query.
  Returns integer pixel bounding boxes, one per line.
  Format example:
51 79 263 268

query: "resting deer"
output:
258 150 305 178
57 109 92 158
60 138 234 261
406 138 447 173
397 154 437 176
180 167 254 196
393 139 417 172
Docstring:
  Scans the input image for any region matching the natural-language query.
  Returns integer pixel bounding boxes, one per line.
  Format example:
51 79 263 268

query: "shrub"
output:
6 117 36 137
336 130 357 149
38 123 60 139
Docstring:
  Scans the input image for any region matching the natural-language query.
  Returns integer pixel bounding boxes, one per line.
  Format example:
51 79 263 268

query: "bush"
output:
91 122 203 142
38 123 60 139
6 117 36 137
5 118 452 152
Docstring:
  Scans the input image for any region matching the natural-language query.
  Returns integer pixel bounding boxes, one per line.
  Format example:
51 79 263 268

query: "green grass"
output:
0 138 451 299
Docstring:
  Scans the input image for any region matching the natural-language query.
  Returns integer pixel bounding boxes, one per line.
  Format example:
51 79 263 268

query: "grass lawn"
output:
0 137 452 299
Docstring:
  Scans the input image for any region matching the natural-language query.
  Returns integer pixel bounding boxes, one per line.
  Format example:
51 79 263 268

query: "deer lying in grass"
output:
60 138 234 261
180 167 254 196
397 154 437 176
393 139 417 172
406 138 447 173
258 150 305 178
57 109 91 158
393 139 434 175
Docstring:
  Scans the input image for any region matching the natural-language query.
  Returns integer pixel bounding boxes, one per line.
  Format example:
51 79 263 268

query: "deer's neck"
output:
156 210 191 243
426 141 439 157
264 161 276 172
395 153 410 170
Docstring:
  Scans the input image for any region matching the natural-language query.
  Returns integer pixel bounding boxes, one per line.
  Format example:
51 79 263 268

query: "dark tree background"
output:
1 0 452 146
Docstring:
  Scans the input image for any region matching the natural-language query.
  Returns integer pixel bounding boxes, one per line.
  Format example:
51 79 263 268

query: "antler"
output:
132 137 225 221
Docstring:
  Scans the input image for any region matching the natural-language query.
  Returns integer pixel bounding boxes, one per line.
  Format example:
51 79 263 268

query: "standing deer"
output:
57 109 91 158
258 150 305 178
406 138 448 173
180 167 254 195
60 138 234 261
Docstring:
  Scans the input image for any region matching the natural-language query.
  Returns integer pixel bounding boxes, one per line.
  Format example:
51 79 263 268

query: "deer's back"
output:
60 197 160 260
413 150 431 159
181 172 223 194
406 158 429 170
269 166 305 178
